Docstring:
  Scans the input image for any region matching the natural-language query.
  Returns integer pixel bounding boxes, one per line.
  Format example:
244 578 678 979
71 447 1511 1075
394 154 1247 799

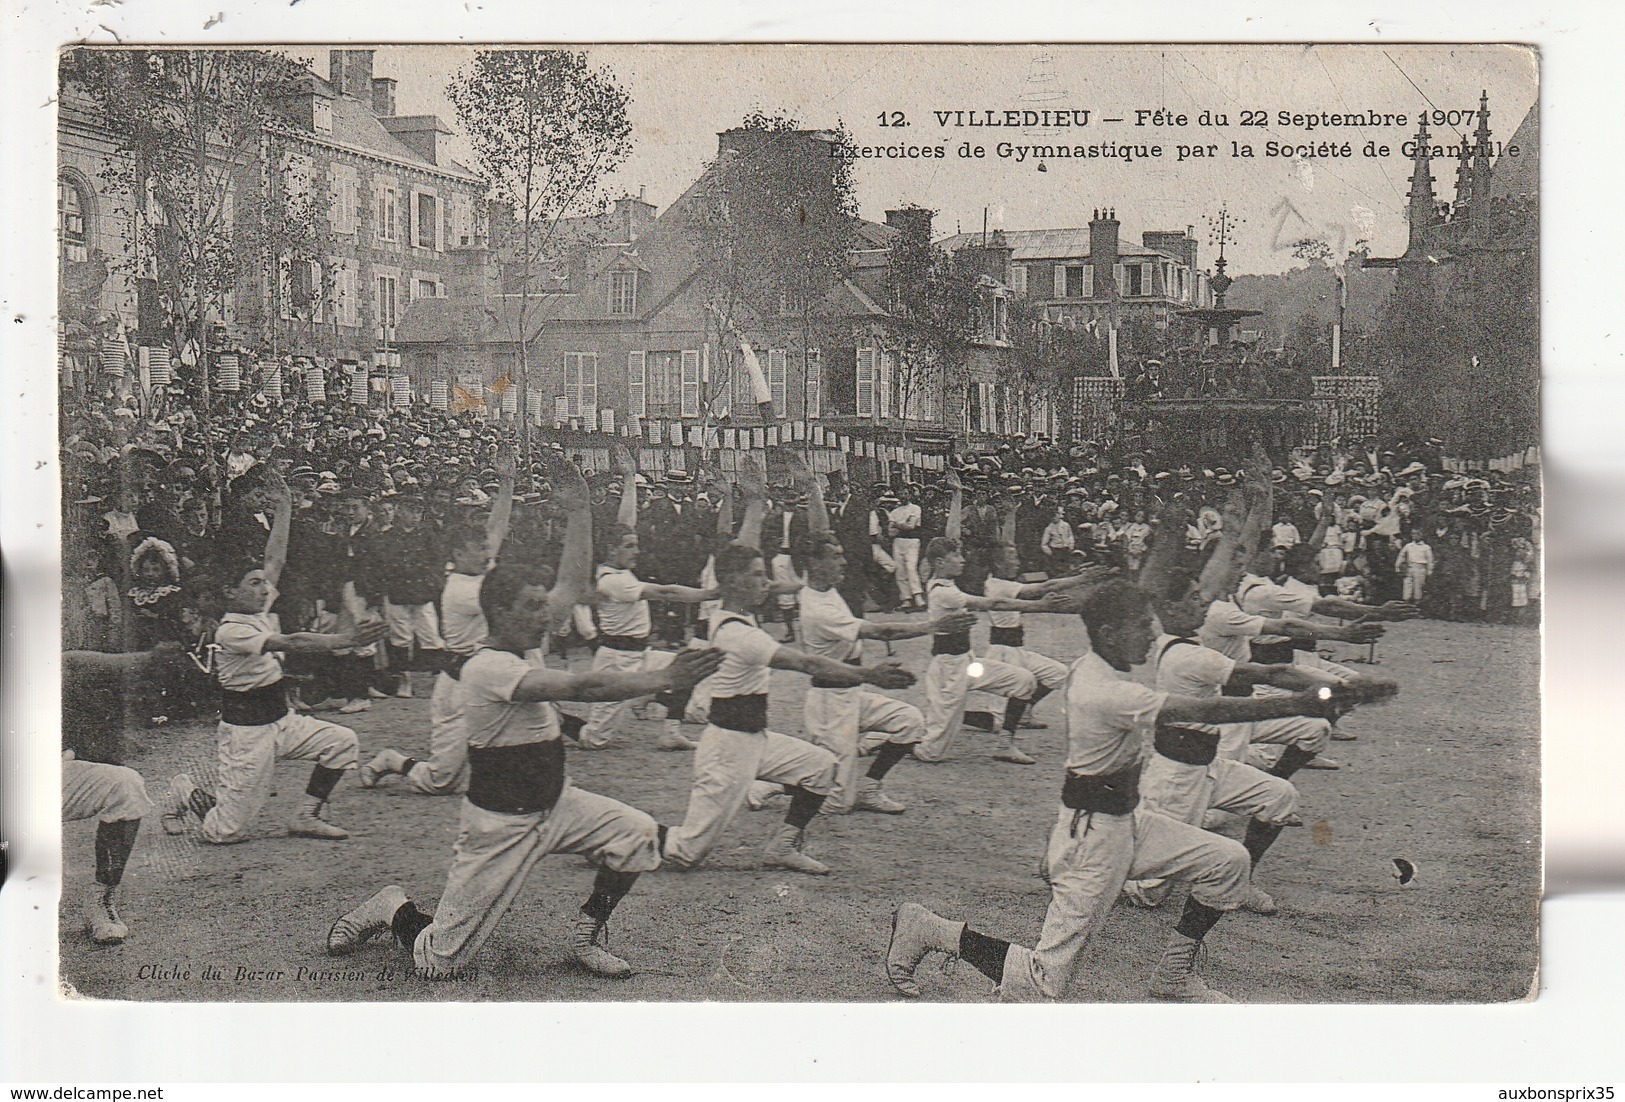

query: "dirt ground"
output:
59 616 1540 1004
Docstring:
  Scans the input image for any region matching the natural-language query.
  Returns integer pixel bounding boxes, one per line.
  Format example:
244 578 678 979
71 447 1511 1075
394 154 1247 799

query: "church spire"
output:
1406 111 1440 248
1453 138 1474 222
1471 89 1494 196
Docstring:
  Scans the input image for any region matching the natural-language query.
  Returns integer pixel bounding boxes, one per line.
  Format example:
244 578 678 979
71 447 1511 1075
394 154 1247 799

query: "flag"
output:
430 379 449 411
452 382 483 414
599 408 615 435
99 335 129 378
145 346 172 387
305 362 326 402
669 422 683 446
767 426 780 447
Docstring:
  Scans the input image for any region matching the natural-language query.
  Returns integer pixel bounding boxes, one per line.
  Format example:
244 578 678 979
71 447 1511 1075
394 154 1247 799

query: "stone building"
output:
57 48 487 382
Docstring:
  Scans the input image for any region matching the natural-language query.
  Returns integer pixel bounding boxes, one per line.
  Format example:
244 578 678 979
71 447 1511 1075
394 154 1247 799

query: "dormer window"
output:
313 98 333 134
609 270 637 316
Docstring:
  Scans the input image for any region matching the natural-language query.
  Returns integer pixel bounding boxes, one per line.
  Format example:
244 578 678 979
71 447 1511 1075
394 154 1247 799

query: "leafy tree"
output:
883 220 979 424
447 49 632 434
684 112 858 423
65 47 315 406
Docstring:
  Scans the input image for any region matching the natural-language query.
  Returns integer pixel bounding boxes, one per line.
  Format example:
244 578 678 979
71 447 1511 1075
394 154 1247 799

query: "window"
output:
411 190 440 250
560 353 598 418
856 347 876 417
768 349 787 411
609 270 637 316
282 153 314 205
376 273 399 340
1125 262 1150 297
1010 265 1028 294
680 350 700 418
313 98 333 134
627 351 646 416
993 296 1009 343
415 278 440 300
306 261 324 323
332 261 359 326
377 182 399 242
805 349 821 418
329 164 359 235
59 178 88 263
1059 264 1092 299
646 352 677 414
451 194 475 247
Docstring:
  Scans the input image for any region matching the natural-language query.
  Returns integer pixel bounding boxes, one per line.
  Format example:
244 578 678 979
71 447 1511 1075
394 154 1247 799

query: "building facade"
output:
395 130 989 460
57 48 487 384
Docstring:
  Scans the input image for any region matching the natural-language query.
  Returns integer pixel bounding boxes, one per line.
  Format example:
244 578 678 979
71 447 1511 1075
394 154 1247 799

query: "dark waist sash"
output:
932 630 972 656
1153 722 1222 767
598 633 650 653
989 626 1025 648
1061 763 1142 815
445 651 474 679
709 694 768 734
1250 638 1295 665
219 682 289 726
466 740 566 815
811 657 863 690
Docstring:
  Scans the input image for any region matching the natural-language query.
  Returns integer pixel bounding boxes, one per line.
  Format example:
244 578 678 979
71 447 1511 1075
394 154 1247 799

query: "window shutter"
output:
1054 264 1067 298
1082 266 1095 298
309 261 323 323
627 350 646 417
856 347 875 417
1143 262 1155 296
806 349 821 418
1113 263 1126 293
680 350 700 418
581 356 598 423
562 353 578 417
329 168 343 232
768 349 787 411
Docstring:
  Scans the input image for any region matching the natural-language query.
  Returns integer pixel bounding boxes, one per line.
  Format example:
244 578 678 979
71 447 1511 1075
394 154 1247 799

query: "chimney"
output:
1143 229 1197 270
371 76 397 118
329 49 375 99
885 207 934 250
381 116 452 166
1089 206 1120 291
981 227 1013 284
613 193 658 243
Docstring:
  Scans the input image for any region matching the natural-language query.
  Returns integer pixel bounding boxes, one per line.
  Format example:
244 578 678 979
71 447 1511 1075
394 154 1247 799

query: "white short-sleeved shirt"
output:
440 571 487 656
1063 650 1166 776
460 648 560 749
595 565 651 638
888 502 922 533
1197 599 1268 663
215 611 284 690
982 575 1025 629
1150 635 1233 739
1237 573 1314 647
698 556 721 623
707 609 780 697
926 577 970 618
798 585 863 663
1151 633 1235 699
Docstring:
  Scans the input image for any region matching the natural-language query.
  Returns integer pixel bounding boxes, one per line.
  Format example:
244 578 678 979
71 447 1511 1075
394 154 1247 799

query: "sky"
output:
332 44 1536 275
